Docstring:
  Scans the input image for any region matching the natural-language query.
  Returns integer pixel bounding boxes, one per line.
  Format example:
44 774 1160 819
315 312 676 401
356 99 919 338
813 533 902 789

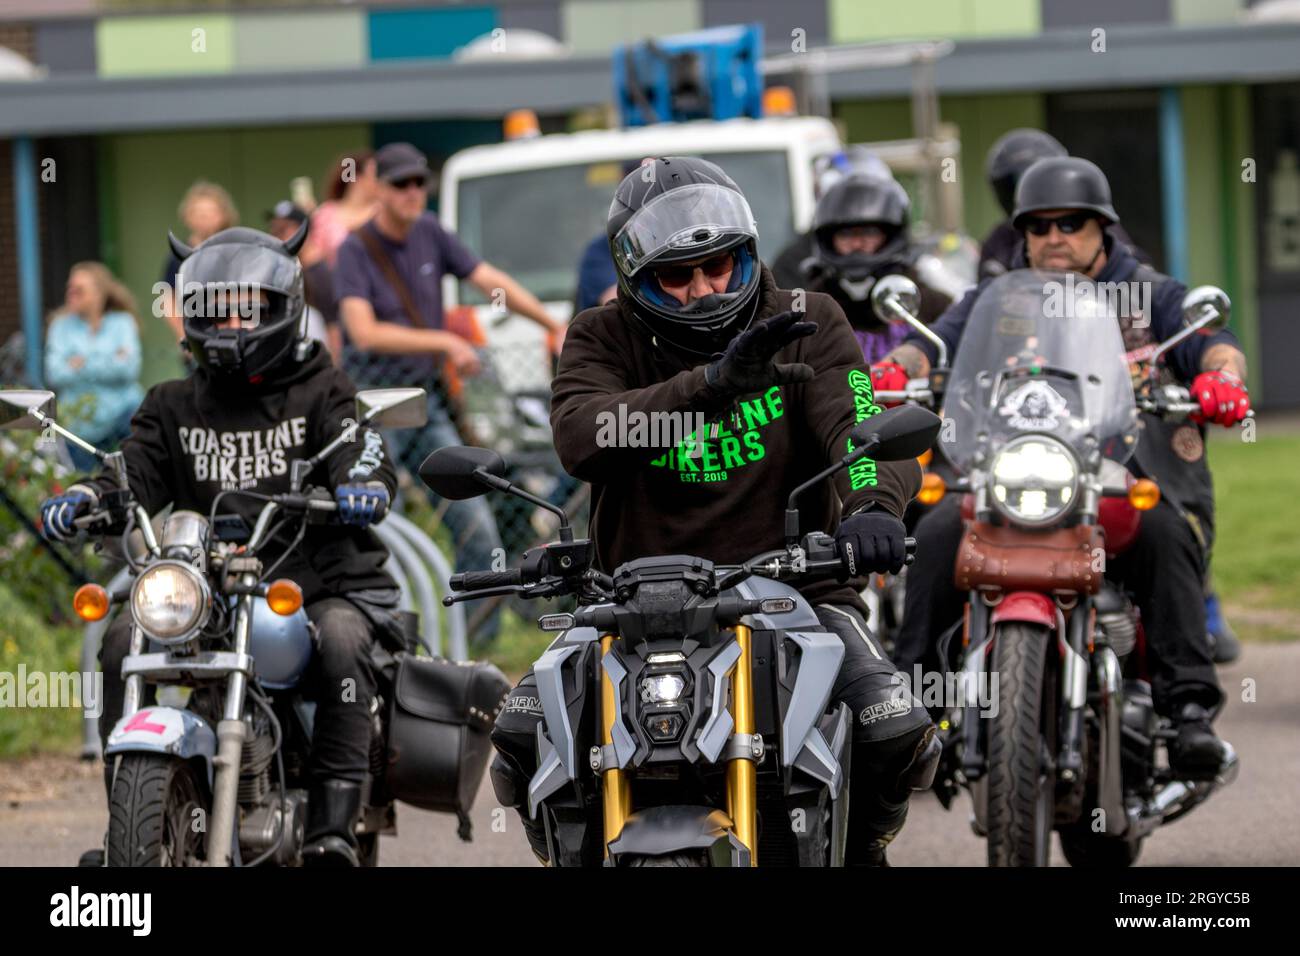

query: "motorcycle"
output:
870 272 1243 867
418 404 942 866
0 385 503 867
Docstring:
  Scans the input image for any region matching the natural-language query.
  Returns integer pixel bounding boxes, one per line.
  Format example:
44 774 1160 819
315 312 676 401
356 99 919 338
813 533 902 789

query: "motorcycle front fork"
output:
206 584 255 866
598 625 758 866
959 596 1092 787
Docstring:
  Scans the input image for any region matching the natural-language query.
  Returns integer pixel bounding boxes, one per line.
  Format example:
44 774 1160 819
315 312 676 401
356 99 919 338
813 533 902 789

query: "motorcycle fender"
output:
989 591 1058 630
105 706 215 785
606 805 750 867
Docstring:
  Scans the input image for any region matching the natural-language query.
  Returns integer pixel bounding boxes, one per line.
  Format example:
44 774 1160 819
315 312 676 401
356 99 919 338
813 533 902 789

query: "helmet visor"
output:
611 184 758 278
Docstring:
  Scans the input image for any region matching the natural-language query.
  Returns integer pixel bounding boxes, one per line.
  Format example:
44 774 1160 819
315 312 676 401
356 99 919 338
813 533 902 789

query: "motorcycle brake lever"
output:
441 584 527 607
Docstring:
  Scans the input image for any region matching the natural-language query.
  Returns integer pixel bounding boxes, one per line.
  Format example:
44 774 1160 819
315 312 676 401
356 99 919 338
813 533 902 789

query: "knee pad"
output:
898 723 941 792
490 752 528 810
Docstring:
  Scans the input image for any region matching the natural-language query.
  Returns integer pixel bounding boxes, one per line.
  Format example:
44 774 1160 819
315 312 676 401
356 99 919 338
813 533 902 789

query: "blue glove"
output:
835 507 907 576
335 481 390 528
40 485 97 542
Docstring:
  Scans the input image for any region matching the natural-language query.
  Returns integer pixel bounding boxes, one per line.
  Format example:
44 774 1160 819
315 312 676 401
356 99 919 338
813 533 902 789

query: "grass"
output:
0 582 84 757
1206 429 1300 642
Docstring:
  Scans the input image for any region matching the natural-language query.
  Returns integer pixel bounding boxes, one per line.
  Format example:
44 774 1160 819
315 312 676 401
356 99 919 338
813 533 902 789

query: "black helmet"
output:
173 224 309 381
986 128 1067 216
1011 156 1119 230
606 156 761 356
811 173 911 301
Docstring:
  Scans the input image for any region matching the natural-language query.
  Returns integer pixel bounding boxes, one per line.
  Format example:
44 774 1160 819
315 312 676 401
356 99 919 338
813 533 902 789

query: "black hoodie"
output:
83 346 398 603
551 266 921 611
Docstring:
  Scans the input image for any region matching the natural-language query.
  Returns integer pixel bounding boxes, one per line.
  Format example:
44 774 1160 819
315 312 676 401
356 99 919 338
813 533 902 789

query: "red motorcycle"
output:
874 272 1242 867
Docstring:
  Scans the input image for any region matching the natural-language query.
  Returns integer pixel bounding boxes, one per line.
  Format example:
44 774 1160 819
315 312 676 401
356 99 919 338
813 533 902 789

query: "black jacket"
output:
84 346 398 603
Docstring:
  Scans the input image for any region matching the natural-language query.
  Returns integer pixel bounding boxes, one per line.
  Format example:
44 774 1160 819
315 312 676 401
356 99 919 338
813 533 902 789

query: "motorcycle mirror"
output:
418 446 508 500
870 274 921 325
356 388 428 429
1180 286 1231 334
849 405 943 462
0 389 56 431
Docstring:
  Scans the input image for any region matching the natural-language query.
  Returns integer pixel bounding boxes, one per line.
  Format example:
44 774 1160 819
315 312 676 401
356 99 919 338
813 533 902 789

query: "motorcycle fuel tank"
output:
246 596 313 689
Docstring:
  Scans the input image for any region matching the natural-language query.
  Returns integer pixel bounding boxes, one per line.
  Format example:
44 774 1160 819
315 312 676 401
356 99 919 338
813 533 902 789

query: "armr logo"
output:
49 886 151 936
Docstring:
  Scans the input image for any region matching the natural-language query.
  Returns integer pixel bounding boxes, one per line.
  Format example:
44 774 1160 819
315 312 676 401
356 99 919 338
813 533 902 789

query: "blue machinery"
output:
613 23 764 127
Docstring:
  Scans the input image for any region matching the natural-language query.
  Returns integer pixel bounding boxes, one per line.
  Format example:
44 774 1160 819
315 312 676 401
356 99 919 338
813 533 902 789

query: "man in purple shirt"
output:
335 142 563 648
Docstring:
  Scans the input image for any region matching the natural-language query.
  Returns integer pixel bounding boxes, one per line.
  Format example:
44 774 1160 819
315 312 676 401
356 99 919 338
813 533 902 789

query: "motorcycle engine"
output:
1120 678 1157 786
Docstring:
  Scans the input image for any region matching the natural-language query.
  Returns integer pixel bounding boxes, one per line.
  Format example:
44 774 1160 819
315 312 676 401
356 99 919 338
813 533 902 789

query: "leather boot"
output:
303 779 362 867
1169 703 1229 780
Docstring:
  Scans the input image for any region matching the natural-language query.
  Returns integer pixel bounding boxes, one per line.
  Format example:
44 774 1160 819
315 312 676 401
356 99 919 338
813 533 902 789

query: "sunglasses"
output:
652 252 736 289
390 176 428 192
1022 212 1094 236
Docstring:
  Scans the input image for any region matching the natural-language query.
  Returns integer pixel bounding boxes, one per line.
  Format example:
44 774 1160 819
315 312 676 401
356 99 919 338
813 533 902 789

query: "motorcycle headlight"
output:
988 436 1080 527
131 560 211 643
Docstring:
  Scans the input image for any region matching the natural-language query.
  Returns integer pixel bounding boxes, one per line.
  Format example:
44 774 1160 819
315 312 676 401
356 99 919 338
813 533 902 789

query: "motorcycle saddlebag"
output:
385 653 510 838
954 521 1103 595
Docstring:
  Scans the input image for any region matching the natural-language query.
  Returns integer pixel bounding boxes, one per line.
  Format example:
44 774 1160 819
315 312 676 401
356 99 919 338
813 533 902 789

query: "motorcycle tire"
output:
106 754 208 867
1059 825 1143 867
623 851 709 867
985 623 1057 868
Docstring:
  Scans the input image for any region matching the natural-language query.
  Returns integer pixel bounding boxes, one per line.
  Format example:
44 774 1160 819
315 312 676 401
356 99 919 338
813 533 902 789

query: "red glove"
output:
1189 370 1250 426
870 360 910 407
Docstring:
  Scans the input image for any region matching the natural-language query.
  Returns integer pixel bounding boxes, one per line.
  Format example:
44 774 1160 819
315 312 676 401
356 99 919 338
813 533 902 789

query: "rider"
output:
875 157 1248 778
771 145 893 289
490 157 939 865
41 225 399 866
802 172 953 366
980 128 1152 279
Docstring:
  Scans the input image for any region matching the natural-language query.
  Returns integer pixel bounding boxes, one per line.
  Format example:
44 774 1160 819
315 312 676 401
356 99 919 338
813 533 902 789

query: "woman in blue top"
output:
44 262 144 470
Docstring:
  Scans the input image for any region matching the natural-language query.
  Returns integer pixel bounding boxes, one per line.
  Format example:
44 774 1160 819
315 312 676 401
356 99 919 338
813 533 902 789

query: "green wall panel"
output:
562 0 701 54
234 10 367 71
97 15 236 77
837 92 1047 241
1172 0 1243 25
829 0 1039 43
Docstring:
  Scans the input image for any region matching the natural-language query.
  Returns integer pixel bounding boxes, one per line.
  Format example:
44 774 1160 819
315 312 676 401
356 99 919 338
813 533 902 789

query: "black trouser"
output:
490 604 936 865
895 497 1223 717
99 596 377 785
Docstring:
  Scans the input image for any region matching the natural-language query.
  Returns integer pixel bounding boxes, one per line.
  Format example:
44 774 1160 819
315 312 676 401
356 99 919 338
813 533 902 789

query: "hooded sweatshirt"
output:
82 345 397 603
551 266 921 610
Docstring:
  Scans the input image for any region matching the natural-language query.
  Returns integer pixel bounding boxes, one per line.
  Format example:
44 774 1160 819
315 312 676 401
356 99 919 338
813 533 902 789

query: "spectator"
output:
159 181 240 341
302 149 379 268
335 142 564 649
44 262 144 471
266 199 341 361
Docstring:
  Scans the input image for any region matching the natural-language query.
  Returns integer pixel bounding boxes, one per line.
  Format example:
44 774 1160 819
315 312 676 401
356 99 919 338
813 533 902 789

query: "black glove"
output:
705 310 816 398
835 507 907 576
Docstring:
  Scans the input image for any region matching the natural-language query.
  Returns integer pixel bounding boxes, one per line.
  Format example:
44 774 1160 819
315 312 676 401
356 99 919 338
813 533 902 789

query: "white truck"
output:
438 115 844 392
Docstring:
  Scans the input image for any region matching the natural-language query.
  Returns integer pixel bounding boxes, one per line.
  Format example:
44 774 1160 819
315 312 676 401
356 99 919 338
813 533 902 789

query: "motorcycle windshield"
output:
941 270 1140 472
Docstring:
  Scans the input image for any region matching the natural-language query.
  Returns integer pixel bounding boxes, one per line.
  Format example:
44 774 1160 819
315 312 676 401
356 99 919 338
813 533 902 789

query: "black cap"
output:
375 142 431 183
1011 156 1119 229
264 200 307 225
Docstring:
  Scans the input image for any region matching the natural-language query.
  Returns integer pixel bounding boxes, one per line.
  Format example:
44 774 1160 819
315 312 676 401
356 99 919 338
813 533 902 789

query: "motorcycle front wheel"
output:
106 754 209 867
985 623 1058 867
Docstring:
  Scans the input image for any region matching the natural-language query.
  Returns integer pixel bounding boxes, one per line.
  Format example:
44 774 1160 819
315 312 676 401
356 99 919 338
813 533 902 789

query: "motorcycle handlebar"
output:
450 568 525 592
